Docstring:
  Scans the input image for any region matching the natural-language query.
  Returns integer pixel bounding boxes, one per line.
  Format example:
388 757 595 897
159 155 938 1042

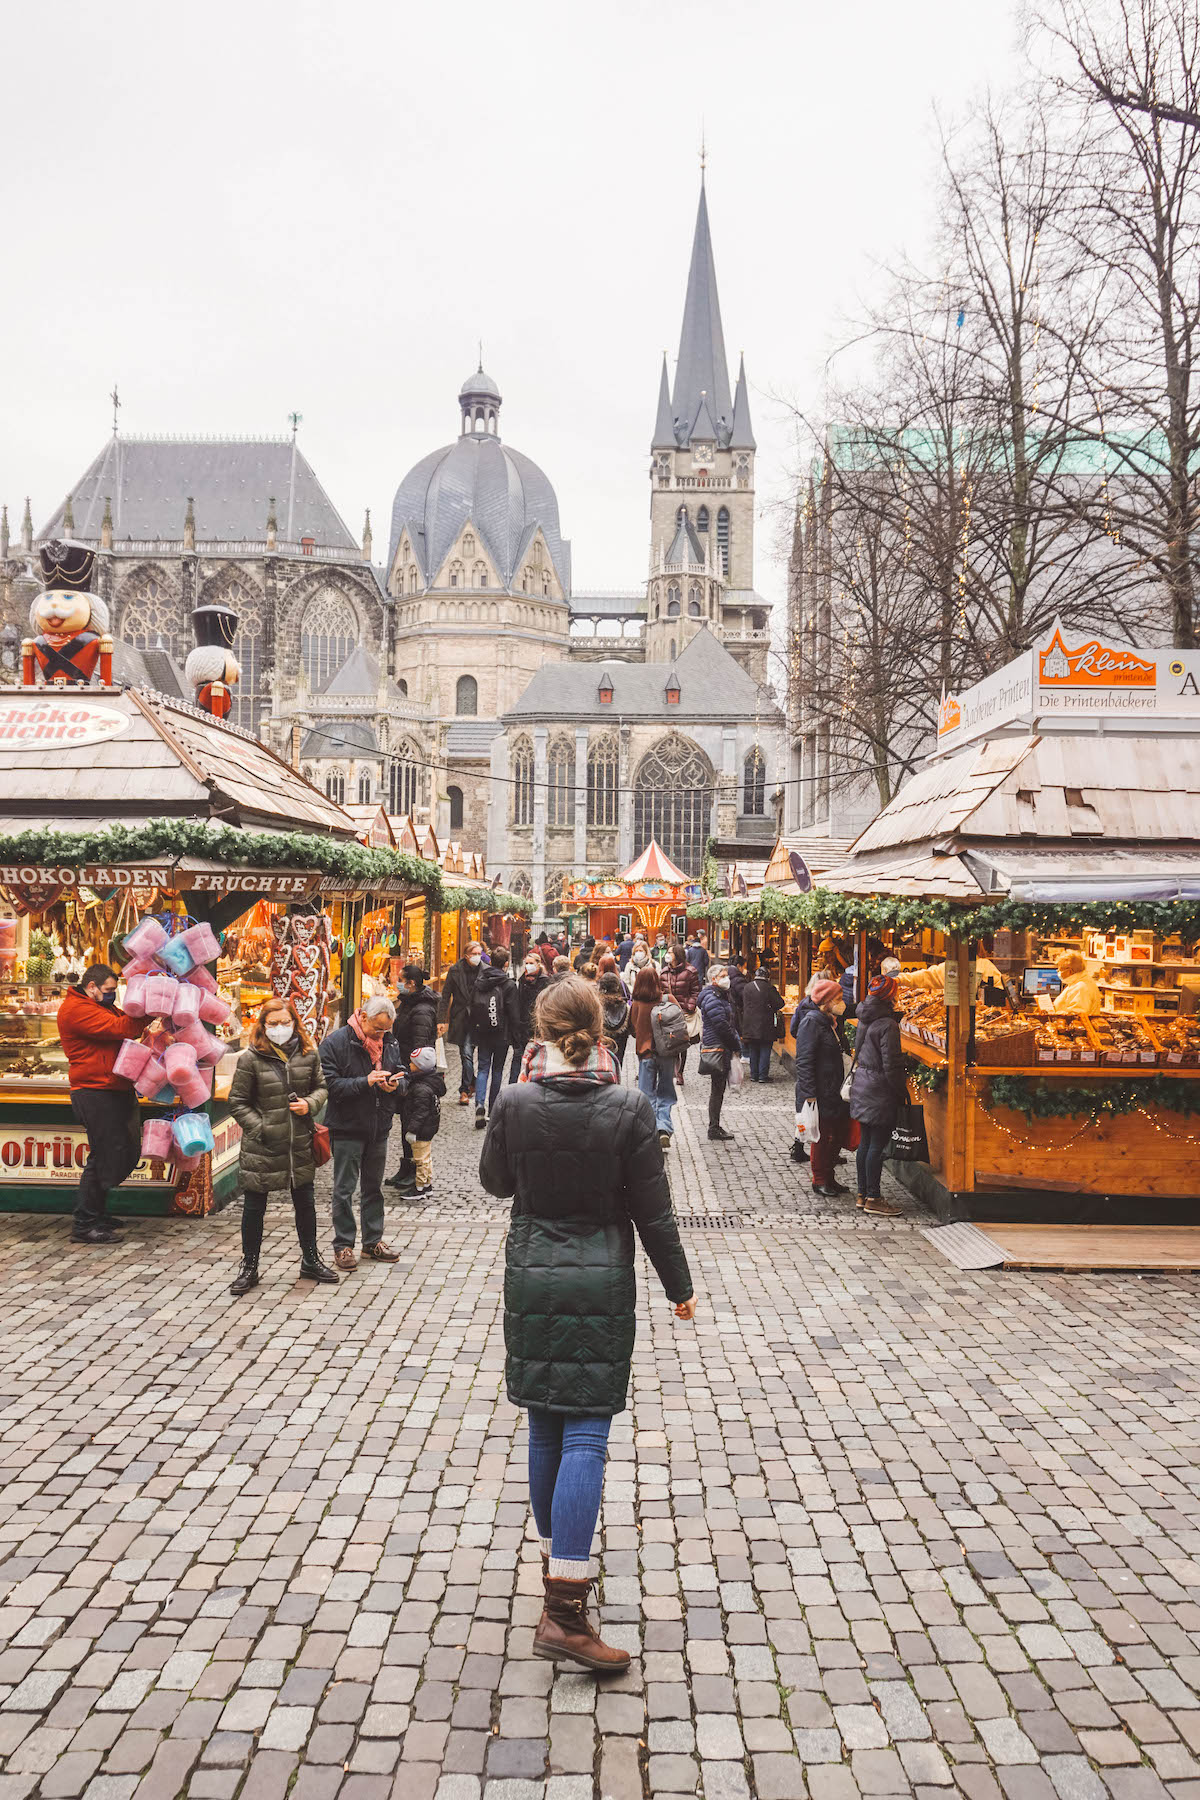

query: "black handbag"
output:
698 1047 727 1078
889 1102 929 1163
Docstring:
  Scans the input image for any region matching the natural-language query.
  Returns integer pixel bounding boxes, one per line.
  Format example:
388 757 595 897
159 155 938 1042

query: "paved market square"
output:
0 1071 1198 1800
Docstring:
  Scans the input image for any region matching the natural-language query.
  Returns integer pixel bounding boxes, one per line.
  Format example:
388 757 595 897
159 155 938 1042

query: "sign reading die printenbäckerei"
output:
0 697 131 750
933 619 1200 756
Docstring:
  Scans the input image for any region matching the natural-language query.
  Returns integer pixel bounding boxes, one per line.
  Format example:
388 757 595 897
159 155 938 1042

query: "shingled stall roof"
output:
0 687 358 838
503 626 777 722
827 733 1200 904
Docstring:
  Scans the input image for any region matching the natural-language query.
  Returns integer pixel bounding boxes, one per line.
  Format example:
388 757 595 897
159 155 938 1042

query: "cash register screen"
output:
1022 966 1062 997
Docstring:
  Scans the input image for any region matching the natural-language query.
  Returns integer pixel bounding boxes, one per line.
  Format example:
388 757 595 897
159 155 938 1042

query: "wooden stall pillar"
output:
943 934 975 1195
800 927 812 999
855 927 869 1007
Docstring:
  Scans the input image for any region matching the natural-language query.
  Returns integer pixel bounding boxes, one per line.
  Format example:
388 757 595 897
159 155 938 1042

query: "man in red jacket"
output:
58 966 144 1245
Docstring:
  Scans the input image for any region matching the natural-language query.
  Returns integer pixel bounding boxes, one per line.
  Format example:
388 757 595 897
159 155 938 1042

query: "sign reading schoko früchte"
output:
934 620 1200 755
0 698 131 749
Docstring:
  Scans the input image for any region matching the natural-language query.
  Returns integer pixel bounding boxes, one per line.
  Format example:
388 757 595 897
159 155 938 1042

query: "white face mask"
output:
714 975 730 990
832 1001 847 1017
633 951 648 964
266 1022 293 1045
467 953 482 967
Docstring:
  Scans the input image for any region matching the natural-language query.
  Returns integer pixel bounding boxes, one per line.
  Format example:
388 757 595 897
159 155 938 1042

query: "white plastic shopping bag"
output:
729 1055 745 1090
434 1035 448 1072
796 1099 821 1144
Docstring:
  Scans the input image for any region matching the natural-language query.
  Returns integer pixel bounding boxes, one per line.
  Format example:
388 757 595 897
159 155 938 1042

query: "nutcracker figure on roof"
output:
185 603 241 719
22 540 113 686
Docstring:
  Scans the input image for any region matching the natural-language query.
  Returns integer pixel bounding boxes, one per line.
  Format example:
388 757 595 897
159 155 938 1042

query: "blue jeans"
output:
855 1119 893 1200
637 1053 677 1133
474 1038 508 1112
457 1033 476 1097
527 1408 612 1563
747 1041 772 1082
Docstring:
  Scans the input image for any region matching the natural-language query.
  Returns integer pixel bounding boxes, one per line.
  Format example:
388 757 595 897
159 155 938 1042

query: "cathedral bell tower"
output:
644 176 767 681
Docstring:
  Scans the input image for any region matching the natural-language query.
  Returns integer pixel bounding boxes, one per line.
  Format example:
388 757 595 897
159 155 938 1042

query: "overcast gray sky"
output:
1 0 1021 609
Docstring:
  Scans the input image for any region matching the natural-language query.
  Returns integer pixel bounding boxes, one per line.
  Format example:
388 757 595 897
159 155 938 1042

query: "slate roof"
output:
666 516 706 567
316 645 406 702
446 719 501 757
571 591 646 617
39 436 358 548
111 639 187 699
730 355 756 451
388 411 572 595
504 626 779 722
669 182 734 448
301 719 378 758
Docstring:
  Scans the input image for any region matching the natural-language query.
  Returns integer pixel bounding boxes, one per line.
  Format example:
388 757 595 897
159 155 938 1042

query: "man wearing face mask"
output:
58 965 147 1245
438 941 484 1105
792 979 852 1198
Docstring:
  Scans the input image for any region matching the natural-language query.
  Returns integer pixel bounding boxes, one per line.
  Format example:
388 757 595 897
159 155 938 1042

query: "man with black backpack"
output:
438 941 483 1105
470 944 519 1127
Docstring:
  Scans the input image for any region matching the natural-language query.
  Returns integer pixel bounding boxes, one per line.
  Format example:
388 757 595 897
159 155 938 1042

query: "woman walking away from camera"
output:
629 963 680 1146
480 976 696 1673
793 978 851 1199
849 974 907 1217
228 997 335 1295
697 963 742 1141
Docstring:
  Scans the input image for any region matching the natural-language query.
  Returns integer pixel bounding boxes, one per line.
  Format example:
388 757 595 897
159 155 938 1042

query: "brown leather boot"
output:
532 1576 631 1673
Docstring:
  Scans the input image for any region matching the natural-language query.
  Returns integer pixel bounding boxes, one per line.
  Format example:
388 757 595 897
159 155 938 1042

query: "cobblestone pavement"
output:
1 1059 1199 1800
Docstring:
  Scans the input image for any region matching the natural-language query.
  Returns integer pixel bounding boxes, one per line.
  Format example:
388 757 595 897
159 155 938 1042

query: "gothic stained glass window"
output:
388 753 419 817
697 505 709 534
509 869 533 899
586 733 618 828
633 737 714 877
547 737 575 827
743 746 766 816
358 772 373 804
301 589 358 690
456 674 478 715
203 577 267 736
119 571 183 660
511 736 534 825
325 770 346 804
448 784 464 830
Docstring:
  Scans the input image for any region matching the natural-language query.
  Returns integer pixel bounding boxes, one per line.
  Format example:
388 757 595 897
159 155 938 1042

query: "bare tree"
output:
1045 0 1200 646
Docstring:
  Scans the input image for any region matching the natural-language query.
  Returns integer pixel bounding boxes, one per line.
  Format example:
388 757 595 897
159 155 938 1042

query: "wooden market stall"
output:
0 687 441 1215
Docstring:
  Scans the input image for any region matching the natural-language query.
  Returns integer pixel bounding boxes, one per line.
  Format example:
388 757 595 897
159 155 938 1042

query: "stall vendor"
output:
1051 950 1102 1014
58 965 145 1247
898 955 1003 995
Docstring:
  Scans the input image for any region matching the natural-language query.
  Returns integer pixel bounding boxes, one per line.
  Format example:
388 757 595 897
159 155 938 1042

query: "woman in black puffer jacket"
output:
228 997 334 1296
792 979 851 1198
849 975 907 1217
480 975 695 1675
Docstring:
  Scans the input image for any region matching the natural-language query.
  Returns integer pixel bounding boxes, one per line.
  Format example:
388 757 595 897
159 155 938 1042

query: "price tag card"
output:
1056 1049 1073 1062
1080 1050 1096 1063
1139 1051 1156 1064
1168 1051 1183 1064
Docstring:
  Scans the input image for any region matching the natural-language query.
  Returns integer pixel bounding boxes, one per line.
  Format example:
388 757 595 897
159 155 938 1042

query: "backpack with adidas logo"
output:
650 995 691 1057
469 970 505 1038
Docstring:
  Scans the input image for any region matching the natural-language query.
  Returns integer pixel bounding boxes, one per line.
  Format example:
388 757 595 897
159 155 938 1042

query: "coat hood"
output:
854 993 899 1030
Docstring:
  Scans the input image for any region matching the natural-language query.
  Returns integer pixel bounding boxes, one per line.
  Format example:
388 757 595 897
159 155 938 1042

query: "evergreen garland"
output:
443 884 535 919
691 884 1200 942
985 1073 1200 1120
906 1059 948 1094
0 820 443 901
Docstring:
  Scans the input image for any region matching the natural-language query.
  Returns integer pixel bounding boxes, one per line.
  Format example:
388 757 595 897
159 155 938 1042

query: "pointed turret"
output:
691 391 718 444
21 499 32 552
0 506 8 560
101 496 113 550
183 496 196 551
730 353 756 450
672 180 733 445
652 353 674 448
362 508 373 563
62 494 75 532
266 496 277 551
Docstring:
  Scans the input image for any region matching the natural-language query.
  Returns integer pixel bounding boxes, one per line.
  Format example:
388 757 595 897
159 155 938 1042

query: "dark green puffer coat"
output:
480 1073 693 1416
229 1040 327 1194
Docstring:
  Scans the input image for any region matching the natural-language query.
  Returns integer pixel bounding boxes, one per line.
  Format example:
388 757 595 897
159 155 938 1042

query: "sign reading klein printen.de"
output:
933 620 1200 756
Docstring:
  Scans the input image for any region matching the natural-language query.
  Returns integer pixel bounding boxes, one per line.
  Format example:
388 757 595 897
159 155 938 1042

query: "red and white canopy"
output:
619 839 690 887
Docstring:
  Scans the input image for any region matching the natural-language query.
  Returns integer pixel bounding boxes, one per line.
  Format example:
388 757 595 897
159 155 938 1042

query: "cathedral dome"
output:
388 371 571 595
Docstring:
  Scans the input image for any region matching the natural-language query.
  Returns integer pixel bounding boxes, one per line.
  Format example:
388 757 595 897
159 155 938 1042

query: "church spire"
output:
730 353 755 449
671 180 733 445
652 353 674 448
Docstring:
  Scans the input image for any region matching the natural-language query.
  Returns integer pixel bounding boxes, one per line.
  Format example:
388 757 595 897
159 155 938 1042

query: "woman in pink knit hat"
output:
792 978 851 1196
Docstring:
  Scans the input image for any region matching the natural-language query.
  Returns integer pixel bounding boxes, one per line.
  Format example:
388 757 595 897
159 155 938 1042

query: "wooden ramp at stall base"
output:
976 1224 1200 1271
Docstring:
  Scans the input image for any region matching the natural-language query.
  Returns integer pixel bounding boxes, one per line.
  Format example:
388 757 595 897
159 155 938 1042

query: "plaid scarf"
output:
519 1040 619 1085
